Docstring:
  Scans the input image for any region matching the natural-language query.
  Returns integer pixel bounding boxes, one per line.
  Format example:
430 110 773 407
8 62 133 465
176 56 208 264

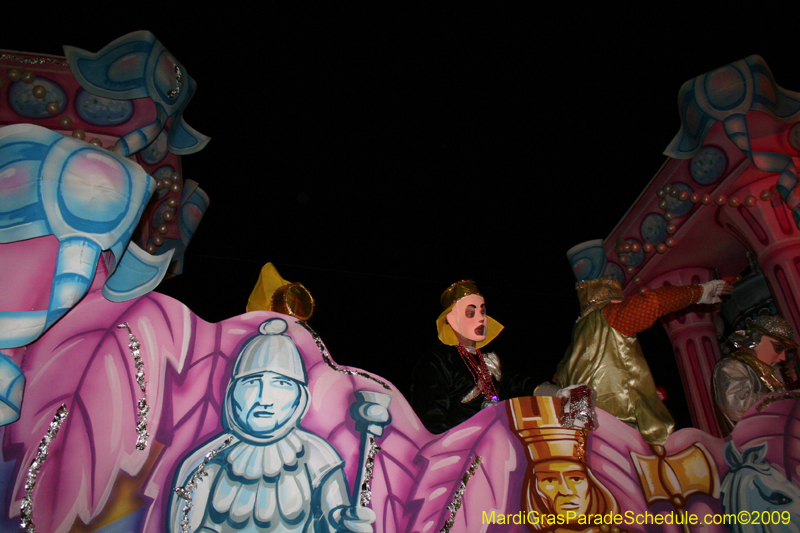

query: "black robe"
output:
410 343 533 433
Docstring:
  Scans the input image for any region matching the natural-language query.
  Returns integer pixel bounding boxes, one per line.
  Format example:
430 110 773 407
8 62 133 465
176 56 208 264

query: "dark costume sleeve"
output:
499 356 536 399
410 345 486 434
410 344 535 433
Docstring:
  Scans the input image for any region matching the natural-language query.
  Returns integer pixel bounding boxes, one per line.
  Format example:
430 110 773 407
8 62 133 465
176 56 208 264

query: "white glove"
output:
698 280 732 304
533 382 560 397
557 384 588 402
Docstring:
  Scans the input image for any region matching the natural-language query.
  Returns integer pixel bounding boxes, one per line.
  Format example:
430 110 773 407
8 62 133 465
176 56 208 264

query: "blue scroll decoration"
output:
0 352 24 425
567 239 607 281
665 55 800 227
0 124 170 349
64 31 210 157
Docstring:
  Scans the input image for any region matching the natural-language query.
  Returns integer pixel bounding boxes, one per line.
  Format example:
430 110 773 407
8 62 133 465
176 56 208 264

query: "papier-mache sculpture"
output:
64 30 210 157
2 32 800 533
167 316 381 532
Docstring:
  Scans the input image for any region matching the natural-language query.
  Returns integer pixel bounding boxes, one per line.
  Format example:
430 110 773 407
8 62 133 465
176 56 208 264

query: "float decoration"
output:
246 262 316 320
299 320 392 390
359 436 380 507
0 42 209 279
118 322 151 451
174 435 234 533
0 124 160 350
64 31 210 157
665 55 800 226
4 32 800 533
3 229 800 532
349 390 393 508
631 443 720 533
3 289 185 532
440 455 481 533
20 404 68 533
568 54 800 439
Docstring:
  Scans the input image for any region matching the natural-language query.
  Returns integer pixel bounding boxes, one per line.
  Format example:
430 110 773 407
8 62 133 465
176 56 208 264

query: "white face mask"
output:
446 294 487 343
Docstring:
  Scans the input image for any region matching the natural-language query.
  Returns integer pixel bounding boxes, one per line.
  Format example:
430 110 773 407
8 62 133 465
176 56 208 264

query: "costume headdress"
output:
576 278 625 318
246 262 315 321
747 314 798 349
729 312 798 351
436 280 503 349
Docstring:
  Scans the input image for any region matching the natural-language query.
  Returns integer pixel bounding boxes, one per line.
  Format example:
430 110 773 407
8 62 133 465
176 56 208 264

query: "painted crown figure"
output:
507 395 620 533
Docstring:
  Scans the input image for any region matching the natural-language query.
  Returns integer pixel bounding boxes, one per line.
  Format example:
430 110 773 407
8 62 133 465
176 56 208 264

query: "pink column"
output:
648 268 724 437
717 177 800 336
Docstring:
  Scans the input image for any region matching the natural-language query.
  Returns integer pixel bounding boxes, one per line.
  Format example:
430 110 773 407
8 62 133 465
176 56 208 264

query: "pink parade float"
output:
1 33 800 533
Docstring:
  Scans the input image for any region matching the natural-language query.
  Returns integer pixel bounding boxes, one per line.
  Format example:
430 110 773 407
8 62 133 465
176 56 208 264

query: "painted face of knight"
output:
535 460 591 518
755 335 790 366
232 371 300 436
448 294 487 343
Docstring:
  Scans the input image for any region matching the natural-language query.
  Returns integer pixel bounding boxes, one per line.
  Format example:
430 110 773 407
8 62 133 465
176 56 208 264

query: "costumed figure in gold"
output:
508 394 621 533
713 313 797 430
556 278 731 446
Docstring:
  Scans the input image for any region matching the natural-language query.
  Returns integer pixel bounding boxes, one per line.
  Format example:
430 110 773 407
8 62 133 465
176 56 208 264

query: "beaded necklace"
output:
457 343 499 405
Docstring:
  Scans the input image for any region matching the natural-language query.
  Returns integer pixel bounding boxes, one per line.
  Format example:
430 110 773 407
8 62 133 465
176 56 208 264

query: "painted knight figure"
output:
168 317 377 532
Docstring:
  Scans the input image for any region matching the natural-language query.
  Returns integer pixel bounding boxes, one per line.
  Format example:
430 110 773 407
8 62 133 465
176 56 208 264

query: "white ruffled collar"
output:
226 428 305 480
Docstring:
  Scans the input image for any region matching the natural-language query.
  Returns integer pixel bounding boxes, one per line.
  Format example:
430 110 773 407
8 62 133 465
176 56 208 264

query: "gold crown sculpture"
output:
507 396 620 530
508 396 583 462
246 262 315 321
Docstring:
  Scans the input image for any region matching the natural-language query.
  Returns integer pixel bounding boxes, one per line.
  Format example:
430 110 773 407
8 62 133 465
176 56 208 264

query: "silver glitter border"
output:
118 323 151 450
175 436 234 533
757 391 800 411
440 455 482 533
359 435 381 507
0 54 69 67
297 321 391 390
167 64 183 99
20 404 69 532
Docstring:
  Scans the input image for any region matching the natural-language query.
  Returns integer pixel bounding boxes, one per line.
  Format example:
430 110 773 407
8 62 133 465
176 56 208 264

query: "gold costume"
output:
557 308 674 446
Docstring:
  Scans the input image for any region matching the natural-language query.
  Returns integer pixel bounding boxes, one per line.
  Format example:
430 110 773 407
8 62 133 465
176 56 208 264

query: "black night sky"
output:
6 7 800 429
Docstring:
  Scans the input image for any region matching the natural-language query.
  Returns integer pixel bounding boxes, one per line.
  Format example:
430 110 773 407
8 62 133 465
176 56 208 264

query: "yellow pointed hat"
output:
246 263 315 321
436 280 503 349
